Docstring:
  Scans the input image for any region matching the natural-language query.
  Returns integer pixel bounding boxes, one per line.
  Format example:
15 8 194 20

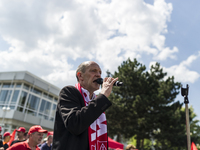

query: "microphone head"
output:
93 78 103 84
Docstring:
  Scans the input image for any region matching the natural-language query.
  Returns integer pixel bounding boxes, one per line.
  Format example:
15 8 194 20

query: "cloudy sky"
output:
0 0 200 121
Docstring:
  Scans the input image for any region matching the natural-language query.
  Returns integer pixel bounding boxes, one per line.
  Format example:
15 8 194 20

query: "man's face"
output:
48 136 53 143
79 62 101 93
31 132 44 145
4 136 10 142
17 131 24 138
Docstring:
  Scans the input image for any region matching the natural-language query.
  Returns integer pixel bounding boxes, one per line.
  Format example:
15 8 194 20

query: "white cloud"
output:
0 0 179 87
154 46 179 60
163 52 200 83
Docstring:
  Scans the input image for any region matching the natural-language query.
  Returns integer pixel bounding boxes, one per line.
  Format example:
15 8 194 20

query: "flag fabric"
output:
191 142 198 150
8 129 17 147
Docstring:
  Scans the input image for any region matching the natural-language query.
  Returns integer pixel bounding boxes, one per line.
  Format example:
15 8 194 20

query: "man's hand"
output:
100 77 118 97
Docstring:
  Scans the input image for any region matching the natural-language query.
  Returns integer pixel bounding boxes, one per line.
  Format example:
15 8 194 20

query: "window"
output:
0 90 12 104
50 104 56 121
23 84 29 90
9 106 15 109
38 113 49 120
18 91 28 107
2 83 14 88
39 99 52 115
43 93 53 100
31 88 42 96
51 104 56 117
11 90 20 104
54 98 58 103
17 106 24 112
26 94 40 111
25 109 37 116
15 83 21 88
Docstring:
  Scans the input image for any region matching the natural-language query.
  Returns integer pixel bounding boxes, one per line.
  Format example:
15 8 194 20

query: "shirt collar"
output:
81 87 96 101
25 141 39 150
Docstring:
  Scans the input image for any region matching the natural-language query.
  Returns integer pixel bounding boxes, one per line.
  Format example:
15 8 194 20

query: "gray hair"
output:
76 61 91 81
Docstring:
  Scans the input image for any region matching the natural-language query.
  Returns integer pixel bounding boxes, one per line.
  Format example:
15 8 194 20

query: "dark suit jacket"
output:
52 86 112 150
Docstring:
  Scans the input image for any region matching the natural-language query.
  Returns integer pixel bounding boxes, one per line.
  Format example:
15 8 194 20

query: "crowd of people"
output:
0 125 53 150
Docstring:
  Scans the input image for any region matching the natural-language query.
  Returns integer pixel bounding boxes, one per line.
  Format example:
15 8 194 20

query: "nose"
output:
96 72 101 78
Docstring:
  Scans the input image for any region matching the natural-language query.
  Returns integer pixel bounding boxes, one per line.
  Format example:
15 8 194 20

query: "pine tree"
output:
106 58 185 149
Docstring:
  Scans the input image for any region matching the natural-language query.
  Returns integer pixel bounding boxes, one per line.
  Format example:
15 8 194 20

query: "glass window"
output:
50 117 55 122
0 90 12 104
43 93 53 100
18 91 27 106
23 84 29 90
39 100 45 113
11 90 20 104
31 88 42 96
38 113 49 120
17 106 24 112
48 95 53 100
51 104 57 117
26 94 40 111
15 83 21 88
25 109 37 116
2 83 14 88
39 99 51 115
54 98 58 103
9 106 15 109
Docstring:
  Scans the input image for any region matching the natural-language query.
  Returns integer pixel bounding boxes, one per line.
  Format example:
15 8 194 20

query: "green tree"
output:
106 58 184 149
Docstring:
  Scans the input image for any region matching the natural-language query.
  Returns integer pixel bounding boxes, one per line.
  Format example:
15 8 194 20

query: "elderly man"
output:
52 61 118 150
10 127 26 146
7 125 47 150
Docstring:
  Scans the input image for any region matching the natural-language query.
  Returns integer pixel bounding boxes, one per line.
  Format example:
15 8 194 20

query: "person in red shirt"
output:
7 125 47 150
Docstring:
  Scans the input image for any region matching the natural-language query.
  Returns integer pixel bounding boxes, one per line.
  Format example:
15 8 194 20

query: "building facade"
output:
0 71 60 134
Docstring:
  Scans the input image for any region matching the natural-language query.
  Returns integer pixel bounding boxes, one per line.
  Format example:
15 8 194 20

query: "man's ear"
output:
77 72 83 81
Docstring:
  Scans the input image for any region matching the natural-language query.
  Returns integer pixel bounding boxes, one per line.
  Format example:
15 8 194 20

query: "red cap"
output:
3 132 11 137
17 127 26 133
47 131 53 137
28 125 47 135
0 126 1 131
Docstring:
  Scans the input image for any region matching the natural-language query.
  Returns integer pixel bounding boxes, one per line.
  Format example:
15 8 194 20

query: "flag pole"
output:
181 84 191 150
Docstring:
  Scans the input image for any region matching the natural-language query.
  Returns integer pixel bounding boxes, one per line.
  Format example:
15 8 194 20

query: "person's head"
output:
24 131 28 140
76 61 102 93
28 125 48 146
126 144 136 150
0 134 2 140
3 132 11 142
47 135 53 144
0 126 2 133
17 127 26 139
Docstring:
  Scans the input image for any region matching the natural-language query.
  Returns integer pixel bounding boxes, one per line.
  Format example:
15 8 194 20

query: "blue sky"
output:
0 0 200 122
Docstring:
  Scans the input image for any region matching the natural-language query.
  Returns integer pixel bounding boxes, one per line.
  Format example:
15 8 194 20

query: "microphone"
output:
94 78 123 86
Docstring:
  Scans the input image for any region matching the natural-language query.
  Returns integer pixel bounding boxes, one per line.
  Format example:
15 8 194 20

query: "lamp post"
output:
1 106 10 134
181 84 190 150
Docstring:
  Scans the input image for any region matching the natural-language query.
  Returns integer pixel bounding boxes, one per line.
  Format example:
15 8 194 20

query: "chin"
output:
95 86 100 91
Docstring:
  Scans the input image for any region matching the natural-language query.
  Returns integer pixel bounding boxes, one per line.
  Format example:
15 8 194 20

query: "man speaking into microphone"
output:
52 61 118 150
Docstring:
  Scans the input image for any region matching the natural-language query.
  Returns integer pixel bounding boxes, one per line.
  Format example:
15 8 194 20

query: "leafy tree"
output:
106 58 186 149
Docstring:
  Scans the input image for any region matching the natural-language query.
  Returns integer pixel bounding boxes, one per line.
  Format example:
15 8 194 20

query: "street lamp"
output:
181 84 190 150
1 106 10 134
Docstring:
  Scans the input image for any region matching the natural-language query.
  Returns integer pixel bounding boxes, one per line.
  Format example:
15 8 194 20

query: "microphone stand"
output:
181 84 190 150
